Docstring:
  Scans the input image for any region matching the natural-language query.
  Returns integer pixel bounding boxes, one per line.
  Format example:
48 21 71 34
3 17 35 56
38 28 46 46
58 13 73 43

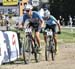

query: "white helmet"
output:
24 4 33 10
44 10 50 17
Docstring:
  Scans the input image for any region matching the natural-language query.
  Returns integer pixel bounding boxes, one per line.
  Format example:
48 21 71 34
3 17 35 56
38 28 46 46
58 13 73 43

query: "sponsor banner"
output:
3 0 18 5
0 31 6 65
0 31 19 64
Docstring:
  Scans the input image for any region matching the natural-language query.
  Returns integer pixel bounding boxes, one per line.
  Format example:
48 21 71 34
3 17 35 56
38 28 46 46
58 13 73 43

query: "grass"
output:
40 28 75 44
57 28 75 43
10 27 75 44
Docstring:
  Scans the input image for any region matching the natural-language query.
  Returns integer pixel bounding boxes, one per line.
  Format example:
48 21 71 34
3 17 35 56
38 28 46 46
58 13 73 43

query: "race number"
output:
47 31 53 36
25 28 32 33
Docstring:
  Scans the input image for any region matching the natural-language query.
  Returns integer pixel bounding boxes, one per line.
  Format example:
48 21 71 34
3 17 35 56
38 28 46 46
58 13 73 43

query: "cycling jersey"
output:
23 11 43 24
23 11 43 32
45 15 57 26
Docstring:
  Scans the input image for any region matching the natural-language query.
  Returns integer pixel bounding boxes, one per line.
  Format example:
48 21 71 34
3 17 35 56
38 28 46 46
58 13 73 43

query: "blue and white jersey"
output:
23 11 43 24
45 15 57 26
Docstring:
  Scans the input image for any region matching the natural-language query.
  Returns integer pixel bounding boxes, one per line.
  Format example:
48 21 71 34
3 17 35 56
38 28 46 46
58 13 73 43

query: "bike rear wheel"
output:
34 45 40 62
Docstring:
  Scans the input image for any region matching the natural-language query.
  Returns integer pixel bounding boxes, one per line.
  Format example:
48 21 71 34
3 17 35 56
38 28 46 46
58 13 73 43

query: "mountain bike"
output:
44 29 55 61
22 27 40 64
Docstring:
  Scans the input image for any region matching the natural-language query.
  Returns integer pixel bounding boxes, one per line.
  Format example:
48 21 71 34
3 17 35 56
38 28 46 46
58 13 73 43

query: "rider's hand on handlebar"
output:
57 31 61 34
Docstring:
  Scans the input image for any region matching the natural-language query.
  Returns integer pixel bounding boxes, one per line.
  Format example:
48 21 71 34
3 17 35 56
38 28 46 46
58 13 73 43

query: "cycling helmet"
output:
44 10 50 17
24 4 33 10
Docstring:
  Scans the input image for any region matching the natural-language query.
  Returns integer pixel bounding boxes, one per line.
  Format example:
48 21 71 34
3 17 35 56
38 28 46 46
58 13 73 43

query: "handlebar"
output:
40 28 61 34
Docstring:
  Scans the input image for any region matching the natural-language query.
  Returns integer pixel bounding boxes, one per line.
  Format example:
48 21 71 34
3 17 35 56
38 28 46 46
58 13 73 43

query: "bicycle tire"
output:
22 36 32 64
45 45 50 61
45 36 55 61
50 38 55 61
50 45 55 61
45 37 51 61
34 45 40 62
22 37 26 64
34 52 38 62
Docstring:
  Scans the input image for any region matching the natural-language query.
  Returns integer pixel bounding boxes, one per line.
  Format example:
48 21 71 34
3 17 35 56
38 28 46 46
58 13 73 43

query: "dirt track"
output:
0 43 75 69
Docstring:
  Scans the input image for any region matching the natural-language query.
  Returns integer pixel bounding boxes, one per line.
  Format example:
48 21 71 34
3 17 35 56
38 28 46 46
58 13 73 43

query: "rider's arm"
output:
35 12 45 28
52 15 61 32
22 14 27 26
19 14 28 28
56 20 61 32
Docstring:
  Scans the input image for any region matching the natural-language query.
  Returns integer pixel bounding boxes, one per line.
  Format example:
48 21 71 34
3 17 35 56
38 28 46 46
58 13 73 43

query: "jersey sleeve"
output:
34 11 43 21
23 14 28 23
51 15 58 23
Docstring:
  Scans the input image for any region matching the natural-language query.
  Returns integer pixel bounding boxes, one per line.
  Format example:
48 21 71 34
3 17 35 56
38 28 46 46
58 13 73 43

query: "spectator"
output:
73 16 75 26
58 15 63 25
68 15 73 27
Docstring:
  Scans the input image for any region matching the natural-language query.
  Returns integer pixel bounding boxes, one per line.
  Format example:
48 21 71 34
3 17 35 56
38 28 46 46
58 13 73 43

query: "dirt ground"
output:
0 43 75 69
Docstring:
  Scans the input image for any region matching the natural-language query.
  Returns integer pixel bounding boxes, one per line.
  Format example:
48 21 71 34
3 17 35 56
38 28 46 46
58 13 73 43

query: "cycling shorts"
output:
45 24 56 34
29 22 41 32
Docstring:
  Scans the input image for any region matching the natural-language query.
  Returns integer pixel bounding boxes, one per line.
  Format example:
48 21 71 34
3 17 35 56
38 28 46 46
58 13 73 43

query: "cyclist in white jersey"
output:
43 10 61 53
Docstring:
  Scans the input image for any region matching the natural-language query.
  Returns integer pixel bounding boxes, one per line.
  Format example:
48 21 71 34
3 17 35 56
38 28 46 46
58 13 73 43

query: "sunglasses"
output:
26 10 30 12
43 17 49 20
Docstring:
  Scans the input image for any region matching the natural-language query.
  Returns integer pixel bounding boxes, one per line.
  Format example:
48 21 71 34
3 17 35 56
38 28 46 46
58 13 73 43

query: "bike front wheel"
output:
22 37 32 64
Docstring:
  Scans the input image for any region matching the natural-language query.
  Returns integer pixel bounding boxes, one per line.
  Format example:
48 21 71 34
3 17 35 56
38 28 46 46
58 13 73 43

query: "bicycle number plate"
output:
47 31 53 36
25 28 32 32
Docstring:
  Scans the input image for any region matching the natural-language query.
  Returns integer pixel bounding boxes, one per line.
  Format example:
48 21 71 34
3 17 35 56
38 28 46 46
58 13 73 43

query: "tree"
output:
49 0 75 18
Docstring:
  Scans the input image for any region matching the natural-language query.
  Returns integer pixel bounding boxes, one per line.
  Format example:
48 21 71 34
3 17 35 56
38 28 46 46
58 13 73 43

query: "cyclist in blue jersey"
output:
20 4 45 50
43 10 61 53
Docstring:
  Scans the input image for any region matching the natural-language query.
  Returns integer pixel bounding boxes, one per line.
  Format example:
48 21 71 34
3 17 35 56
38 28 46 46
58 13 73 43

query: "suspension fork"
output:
27 32 37 50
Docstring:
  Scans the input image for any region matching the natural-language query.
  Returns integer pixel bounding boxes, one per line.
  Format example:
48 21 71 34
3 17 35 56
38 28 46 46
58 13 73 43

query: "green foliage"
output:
58 28 75 43
10 27 75 44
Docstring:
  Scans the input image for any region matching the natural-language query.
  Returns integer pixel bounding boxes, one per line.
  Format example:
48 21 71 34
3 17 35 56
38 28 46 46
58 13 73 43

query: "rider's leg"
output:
43 33 47 46
53 34 57 52
35 31 41 47
43 24 48 46
51 24 58 53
